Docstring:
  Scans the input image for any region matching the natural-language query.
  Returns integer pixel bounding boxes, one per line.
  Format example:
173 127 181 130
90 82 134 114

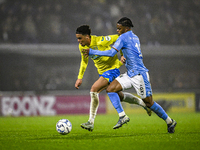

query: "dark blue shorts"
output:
99 68 120 83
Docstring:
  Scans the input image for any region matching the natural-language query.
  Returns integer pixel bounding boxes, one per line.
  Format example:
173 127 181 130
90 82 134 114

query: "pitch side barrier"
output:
0 91 199 117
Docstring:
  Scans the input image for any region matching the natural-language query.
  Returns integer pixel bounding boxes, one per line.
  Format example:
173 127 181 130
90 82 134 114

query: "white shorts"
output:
116 72 152 99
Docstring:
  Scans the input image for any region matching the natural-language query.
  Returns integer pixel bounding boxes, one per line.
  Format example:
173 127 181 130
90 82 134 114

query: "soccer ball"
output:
56 119 72 135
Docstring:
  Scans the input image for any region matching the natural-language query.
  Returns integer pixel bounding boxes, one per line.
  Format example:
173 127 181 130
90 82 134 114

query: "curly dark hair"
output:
76 25 91 35
117 17 134 27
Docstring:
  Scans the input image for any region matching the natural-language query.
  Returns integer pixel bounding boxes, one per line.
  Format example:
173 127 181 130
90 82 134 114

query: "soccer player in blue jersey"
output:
82 17 177 133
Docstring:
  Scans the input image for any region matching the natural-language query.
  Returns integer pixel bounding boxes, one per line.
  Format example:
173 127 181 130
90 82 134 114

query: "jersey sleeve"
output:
97 34 119 46
77 45 89 79
112 36 124 51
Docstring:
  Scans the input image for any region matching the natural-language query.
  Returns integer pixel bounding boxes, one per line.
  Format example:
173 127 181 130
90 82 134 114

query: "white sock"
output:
165 116 172 124
123 92 146 108
119 111 126 117
88 92 99 124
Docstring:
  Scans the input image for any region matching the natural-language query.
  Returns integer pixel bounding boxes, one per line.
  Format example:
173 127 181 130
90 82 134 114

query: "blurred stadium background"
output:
0 0 200 116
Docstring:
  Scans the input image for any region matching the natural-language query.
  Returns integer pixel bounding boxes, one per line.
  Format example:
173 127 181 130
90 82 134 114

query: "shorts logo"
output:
140 85 144 95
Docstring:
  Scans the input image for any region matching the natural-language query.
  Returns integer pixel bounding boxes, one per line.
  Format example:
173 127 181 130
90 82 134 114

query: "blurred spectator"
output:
0 0 199 45
23 15 38 43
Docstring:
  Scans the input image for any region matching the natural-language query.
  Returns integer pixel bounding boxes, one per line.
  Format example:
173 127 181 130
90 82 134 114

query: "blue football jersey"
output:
112 31 148 77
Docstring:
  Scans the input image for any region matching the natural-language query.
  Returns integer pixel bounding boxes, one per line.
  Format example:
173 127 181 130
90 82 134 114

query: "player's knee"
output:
90 86 99 92
144 102 152 108
143 95 154 107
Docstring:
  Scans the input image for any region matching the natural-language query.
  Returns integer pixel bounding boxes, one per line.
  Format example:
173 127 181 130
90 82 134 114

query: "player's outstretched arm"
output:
82 48 118 58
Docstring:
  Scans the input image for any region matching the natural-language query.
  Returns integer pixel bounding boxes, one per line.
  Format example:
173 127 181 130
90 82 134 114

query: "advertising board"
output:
0 95 106 116
106 93 195 114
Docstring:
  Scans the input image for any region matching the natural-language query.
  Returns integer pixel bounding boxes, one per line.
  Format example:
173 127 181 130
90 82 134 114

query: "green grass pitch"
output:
0 112 200 150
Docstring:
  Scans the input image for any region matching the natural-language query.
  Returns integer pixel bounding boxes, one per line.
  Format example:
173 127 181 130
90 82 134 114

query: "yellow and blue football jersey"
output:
78 34 123 79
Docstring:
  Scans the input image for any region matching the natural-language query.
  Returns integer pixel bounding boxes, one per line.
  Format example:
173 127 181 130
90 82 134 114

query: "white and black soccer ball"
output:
56 119 72 135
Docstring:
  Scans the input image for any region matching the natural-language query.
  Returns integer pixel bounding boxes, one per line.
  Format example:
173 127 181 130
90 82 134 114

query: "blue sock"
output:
150 102 168 120
107 92 124 114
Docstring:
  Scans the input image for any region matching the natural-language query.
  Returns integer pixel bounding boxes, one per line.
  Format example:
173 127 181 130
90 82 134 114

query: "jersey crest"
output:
105 36 111 41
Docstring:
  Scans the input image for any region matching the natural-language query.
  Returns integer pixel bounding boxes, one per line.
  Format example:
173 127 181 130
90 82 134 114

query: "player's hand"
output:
75 79 82 89
121 55 126 64
82 49 89 58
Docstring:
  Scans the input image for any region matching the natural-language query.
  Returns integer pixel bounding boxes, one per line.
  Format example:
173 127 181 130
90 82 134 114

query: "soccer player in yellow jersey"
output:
75 25 151 131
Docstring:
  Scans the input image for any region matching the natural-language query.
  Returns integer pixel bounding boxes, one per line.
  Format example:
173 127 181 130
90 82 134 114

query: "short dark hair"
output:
76 25 91 35
117 17 134 27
